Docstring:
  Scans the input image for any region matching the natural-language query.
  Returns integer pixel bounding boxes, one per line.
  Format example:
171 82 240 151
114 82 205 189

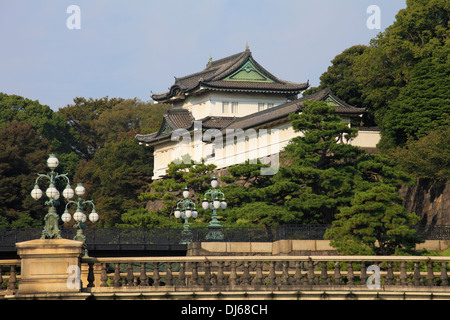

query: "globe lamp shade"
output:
73 209 84 222
62 185 75 199
61 210 72 223
45 185 60 200
182 187 190 199
89 210 99 223
47 154 59 169
75 183 85 196
31 185 43 200
211 177 218 188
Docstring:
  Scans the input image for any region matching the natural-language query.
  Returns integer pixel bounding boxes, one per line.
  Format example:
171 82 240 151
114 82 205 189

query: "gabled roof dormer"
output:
151 47 309 103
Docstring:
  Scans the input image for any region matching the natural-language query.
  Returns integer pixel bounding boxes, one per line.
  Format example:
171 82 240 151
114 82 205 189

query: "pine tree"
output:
325 184 421 255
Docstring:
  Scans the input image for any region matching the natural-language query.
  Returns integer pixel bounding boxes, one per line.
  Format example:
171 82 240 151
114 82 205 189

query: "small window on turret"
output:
222 101 230 113
232 102 239 113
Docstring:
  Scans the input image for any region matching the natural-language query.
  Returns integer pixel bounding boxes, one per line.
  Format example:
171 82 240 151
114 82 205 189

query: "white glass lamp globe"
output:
73 209 84 222
213 199 220 209
185 210 192 218
220 200 227 210
211 177 218 188
31 185 43 200
45 184 60 200
174 210 181 219
89 210 99 223
75 183 85 196
47 154 59 170
192 210 198 219
182 187 190 199
202 199 209 210
62 185 75 199
81 213 87 223
61 210 72 223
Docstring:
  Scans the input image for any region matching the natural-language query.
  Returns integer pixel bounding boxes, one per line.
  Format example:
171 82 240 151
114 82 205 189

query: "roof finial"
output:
208 54 212 65
245 41 249 51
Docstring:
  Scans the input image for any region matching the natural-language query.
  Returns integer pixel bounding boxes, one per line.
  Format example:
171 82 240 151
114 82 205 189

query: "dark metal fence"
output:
1 224 449 252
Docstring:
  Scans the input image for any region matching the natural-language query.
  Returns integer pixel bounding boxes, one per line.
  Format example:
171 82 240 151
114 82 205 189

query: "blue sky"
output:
0 0 406 111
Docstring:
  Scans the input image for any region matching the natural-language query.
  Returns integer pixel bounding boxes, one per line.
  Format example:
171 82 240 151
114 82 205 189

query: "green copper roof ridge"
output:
222 58 275 83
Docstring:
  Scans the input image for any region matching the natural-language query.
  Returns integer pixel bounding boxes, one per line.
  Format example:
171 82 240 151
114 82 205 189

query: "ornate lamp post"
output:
61 183 99 256
30 154 75 239
202 175 227 241
174 186 198 244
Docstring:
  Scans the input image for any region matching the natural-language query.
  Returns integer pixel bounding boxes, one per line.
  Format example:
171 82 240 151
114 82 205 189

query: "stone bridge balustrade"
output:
0 260 21 295
3 255 450 299
80 256 450 293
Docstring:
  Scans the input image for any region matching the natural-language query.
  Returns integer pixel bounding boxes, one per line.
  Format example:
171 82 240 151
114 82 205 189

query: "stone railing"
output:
79 255 450 299
0 260 21 295
3 255 450 299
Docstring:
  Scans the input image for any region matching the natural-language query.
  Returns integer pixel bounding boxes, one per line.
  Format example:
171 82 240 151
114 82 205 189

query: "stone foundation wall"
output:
400 179 450 226
187 239 450 256
187 240 338 256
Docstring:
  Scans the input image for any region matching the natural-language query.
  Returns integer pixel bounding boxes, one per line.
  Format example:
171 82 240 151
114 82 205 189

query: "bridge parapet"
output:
79 255 450 297
2 255 450 299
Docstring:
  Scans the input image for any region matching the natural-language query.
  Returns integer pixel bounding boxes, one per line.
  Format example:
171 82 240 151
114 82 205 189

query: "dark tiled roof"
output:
201 116 236 129
152 49 308 102
136 88 366 145
163 108 194 130
225 103 299 131
136 108 194 144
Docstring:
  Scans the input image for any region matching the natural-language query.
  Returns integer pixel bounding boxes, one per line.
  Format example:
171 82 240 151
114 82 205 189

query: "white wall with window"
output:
176 92 288 119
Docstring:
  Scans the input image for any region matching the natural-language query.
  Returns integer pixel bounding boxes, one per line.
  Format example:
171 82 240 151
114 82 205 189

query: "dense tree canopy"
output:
0 93 79 175
0 94 169 228
0 122 50 228
325 184 421 255
303 45 369 109
305 0 449 150
119 160 217 228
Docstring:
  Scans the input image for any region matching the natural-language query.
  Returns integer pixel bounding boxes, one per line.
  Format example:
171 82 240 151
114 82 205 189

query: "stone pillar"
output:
16 239 85 294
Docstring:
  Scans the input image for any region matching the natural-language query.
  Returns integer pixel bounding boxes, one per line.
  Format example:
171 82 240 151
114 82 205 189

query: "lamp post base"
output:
40 207 62 239
180 229 193 244
206 226 224 241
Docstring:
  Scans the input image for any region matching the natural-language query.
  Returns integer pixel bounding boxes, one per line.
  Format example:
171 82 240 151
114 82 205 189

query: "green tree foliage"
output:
0 122 50 228
273 101 363 223
306 0 449 150
378 53 450 149
219 160 287 227
0 92 170 229
58 98 170 227
59 97 169 161
325 184 421 255
303 45 369 108
58 96 126 160
217 101 411 229
119 160 217 228
353 0 449 146
74 134 154 227
389 126 450 182
0 92 79 175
